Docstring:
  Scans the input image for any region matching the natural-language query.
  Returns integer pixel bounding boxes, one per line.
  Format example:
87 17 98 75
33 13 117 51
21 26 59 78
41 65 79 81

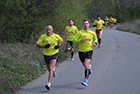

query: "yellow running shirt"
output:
113 18 117 23
73 29 97 52
105 18 109 23
36 33 63 56
93 20 105 30
110 18 114 22
65 25 78 41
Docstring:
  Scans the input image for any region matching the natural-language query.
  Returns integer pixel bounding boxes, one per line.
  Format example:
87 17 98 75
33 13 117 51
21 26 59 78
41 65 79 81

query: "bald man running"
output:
36 25 64 90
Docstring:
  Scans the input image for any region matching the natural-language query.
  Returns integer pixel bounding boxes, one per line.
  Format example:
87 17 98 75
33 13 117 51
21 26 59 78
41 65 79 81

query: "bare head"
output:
82 19 90 29
97 14 101 20
69 19 74 26
45 25 53 36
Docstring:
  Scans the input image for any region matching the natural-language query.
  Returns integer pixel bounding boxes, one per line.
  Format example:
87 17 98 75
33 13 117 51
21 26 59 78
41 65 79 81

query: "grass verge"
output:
116 19 140 35
0 42 78 94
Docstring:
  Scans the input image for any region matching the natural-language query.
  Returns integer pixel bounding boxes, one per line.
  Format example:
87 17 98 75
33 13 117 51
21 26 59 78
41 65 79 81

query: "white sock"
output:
53 66 56 71
47 82 51 86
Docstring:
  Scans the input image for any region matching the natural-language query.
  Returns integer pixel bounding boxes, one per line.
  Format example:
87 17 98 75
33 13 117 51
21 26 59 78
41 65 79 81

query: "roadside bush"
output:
116 19 140 35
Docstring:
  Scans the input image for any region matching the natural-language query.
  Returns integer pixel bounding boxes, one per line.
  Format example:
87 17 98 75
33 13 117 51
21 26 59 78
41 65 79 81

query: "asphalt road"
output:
15 28 140 94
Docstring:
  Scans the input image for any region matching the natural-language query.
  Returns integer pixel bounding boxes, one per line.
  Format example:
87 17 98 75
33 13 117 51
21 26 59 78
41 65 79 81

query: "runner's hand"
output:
81 38 88 42
54 45 60 49
44 44 51 48
93 42 97 47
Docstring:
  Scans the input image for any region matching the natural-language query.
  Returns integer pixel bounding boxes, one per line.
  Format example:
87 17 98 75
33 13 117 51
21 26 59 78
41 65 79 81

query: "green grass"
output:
116 26 126 31
116 26 140 35
0 43 45 93
0 41 79 94
116 19 140 35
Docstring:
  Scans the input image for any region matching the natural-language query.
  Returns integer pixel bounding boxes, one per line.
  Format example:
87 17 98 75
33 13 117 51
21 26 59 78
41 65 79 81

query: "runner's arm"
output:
56 34 64 46
74 27 78 35
36 44 45 48
59 40 64 46
73 32 81 43
93 20 97 27
73 38 81 43
93 33 98 43
65 27 68 35
36 35 46 48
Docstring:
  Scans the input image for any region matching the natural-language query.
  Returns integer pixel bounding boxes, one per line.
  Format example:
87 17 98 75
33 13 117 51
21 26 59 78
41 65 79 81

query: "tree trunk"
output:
117 0 122 17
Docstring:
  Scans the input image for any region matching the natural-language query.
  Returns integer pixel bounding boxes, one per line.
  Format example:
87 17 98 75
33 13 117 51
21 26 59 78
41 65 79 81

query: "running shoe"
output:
53 66 57 77
81 79 88 86
89 64 92 75
45 82 51 90
71 58 74 61
98 44 101 48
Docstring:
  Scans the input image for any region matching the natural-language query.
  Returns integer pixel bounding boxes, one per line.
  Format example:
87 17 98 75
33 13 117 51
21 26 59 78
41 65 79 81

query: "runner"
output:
36 25 64 90
109 16 114 30
65 19 78 61
112 17 117 28
73 19 97 86
93 14 105 47
104 16 110 29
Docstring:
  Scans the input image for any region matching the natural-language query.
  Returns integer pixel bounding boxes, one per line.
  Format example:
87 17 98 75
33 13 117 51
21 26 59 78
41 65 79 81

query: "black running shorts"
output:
78 50 93 63
43 53 58 64
66 41 74 48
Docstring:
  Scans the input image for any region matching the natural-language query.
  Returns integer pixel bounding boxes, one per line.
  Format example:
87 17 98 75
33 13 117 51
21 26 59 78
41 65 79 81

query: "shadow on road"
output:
52 82 86 90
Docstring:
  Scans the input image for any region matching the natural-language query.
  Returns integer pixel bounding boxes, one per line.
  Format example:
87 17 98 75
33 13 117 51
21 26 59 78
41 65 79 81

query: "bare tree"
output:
116 0 122 17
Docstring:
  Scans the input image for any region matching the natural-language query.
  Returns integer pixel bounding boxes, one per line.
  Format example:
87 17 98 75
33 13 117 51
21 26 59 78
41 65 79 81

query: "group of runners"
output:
104 16 117 29
36 14 117 90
